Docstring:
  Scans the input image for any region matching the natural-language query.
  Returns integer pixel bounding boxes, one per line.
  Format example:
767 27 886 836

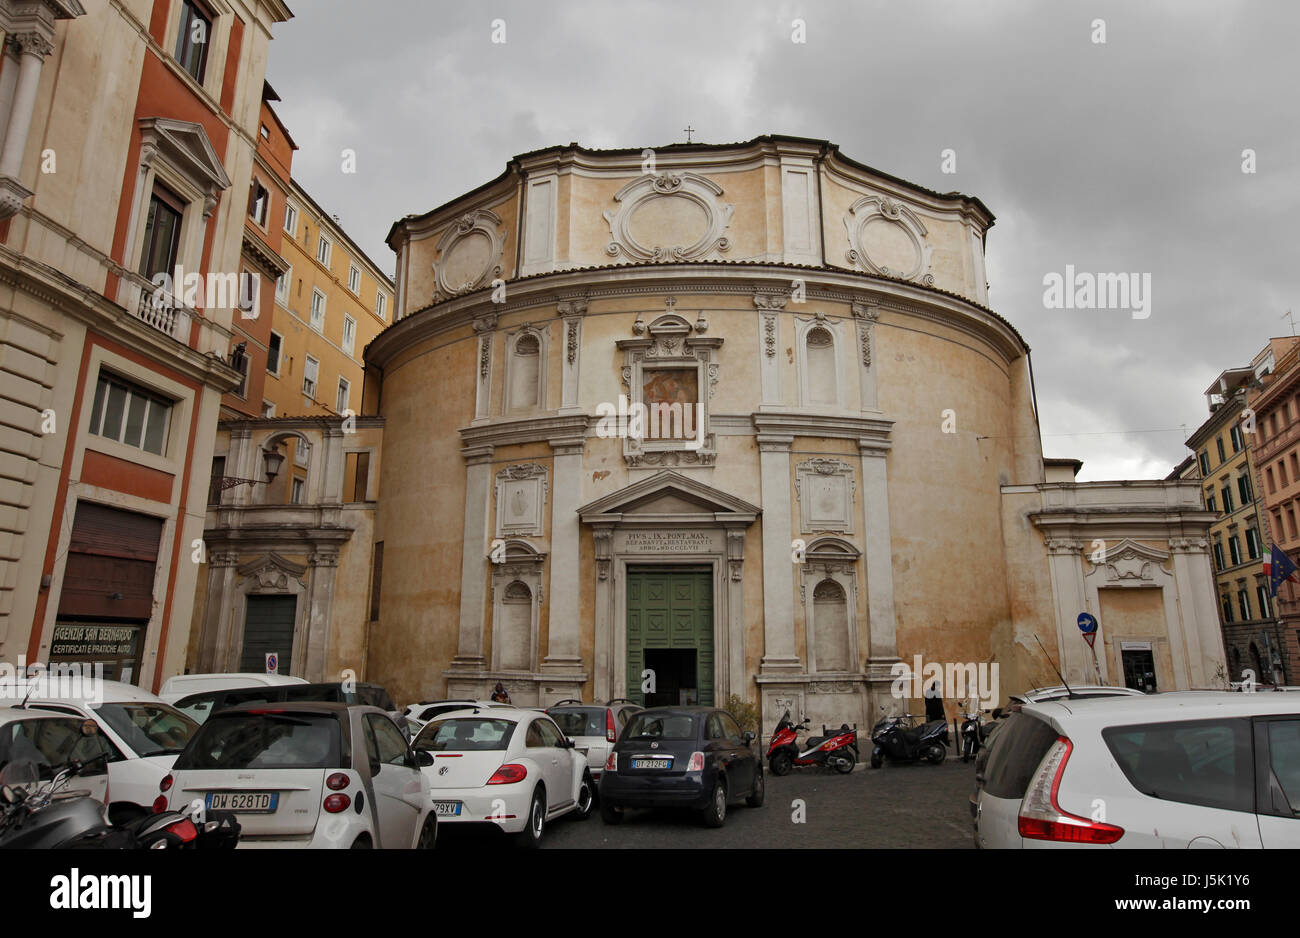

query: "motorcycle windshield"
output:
0 760 38 789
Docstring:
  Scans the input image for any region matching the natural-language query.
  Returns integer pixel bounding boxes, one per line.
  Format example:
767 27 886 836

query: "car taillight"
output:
686 751 704 772
487 763 528 785
152 796 168 814
323 793 351 813
606 709 617 743
1017 736 1124 845
159 774 173 792
604 752 617 773
165 818 198 842
326 772 350 791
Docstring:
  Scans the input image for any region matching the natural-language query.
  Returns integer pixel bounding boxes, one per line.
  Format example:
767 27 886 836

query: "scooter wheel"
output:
769 752 794 776
870 750 883 769
924 743 947 765
832 750 856 774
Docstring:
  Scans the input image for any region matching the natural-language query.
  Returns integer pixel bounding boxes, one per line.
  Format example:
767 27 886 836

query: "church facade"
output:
362 136 1226 728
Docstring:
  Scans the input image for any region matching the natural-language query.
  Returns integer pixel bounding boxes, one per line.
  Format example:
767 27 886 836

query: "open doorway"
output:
644 648 699 708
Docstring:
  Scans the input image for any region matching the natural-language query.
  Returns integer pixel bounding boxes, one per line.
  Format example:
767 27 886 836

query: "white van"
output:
158 672 306 704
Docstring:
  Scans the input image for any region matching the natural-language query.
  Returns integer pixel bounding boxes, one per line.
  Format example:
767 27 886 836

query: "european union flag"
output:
1268 545 1299 597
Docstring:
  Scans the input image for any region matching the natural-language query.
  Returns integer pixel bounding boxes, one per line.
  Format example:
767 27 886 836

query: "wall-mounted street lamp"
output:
216 445 286 492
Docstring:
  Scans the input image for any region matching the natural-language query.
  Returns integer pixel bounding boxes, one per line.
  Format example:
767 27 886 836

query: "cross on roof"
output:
683 125 695 144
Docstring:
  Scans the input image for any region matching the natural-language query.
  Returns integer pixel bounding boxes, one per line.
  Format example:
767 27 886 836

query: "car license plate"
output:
632 757 672 770
432 801 462 817
206 791 277 813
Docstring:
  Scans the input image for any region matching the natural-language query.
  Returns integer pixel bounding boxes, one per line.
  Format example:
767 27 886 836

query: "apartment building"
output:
1245 336 1300 685
263 181 393 432
1186 363 1273 684
0 0 291 690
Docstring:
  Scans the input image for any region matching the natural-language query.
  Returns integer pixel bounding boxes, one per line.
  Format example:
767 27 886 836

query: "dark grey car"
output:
598 706 764 827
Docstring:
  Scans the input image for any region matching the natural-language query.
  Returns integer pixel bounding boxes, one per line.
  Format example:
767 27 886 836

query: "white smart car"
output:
0 678 197 823
157 701 437 849
975 692 1300 848
411 706 593 847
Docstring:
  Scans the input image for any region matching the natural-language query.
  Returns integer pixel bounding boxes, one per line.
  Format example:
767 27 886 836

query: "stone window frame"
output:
503 322 549 414
616 312 721 467
490 540 546 674
797 536 862 675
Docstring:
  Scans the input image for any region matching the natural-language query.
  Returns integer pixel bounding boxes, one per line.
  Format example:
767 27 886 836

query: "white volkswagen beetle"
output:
411 706 593 847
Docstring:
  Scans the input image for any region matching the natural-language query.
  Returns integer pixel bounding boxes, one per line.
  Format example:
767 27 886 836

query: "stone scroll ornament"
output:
604 172 734 262
434 209 506 297
843 195 934 286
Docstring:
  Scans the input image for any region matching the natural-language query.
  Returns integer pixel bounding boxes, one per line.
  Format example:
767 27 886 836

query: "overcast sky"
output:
265 0 1299 482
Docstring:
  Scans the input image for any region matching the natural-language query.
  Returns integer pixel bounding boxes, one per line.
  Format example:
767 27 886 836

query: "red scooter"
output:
766 710 858 775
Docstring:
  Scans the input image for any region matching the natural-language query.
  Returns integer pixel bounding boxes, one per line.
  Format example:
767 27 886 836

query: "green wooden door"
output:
626 568 713 706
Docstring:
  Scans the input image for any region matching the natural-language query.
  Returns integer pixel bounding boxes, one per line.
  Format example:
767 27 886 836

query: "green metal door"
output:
626 568 713 706
240 594 297 674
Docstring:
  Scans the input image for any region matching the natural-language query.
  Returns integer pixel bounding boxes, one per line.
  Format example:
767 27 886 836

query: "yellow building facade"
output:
263 181 393 426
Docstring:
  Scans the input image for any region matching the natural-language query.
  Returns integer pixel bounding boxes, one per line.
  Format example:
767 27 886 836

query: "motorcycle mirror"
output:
80 719 98 736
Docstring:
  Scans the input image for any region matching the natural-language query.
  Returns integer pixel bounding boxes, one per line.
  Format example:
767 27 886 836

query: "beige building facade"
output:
357 136 1226 726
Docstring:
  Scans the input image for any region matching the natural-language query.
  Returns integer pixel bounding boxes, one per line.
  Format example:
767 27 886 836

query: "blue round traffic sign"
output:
1077 613 1098 634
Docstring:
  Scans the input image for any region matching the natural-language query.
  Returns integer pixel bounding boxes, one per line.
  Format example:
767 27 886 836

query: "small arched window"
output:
806 326 836 405
812 579 850 672
499 580 532 670
509 332 541 411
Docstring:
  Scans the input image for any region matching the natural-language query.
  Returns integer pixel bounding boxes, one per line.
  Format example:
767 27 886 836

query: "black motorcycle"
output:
869 711 948 768
958 704 995 763
0 757 240 850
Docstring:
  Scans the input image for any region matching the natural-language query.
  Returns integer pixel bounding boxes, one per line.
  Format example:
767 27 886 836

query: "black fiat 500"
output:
598 706 764 827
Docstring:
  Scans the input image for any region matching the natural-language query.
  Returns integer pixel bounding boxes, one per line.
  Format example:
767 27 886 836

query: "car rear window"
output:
549 709 605 737
413 718 514 752
1103 718 1254 813
624 713 697 741
173 712 342 770
982 712 1059 800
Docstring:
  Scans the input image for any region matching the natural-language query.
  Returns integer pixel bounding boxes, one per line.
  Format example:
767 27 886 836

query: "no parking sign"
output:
266 652 278 674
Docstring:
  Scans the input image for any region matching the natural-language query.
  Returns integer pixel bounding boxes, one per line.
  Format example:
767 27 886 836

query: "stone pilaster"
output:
450 444 494 669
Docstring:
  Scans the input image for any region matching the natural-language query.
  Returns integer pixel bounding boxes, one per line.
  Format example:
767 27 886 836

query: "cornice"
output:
367 263 1027 371
0 247 242 391
459 413 590 451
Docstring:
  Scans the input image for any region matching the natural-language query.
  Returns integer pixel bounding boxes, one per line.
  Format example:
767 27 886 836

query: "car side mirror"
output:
415 750 434 767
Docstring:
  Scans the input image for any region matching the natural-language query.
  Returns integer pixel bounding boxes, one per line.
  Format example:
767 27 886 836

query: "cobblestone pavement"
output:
439 757 978 850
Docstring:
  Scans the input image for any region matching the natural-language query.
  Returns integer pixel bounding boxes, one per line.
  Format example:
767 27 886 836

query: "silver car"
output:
546 699 643 780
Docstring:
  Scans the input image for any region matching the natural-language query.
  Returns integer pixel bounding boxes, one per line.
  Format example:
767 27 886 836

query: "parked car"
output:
173 681 407 736
546 698 643 781
973 691 1300 848
158 672 306 704
970 684 1147 819
598 706 764 828
156 701 437 849
0 707 112 806
1010 685 1147 705
402 699 510 735
0 678 197 823
410 706 593 847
